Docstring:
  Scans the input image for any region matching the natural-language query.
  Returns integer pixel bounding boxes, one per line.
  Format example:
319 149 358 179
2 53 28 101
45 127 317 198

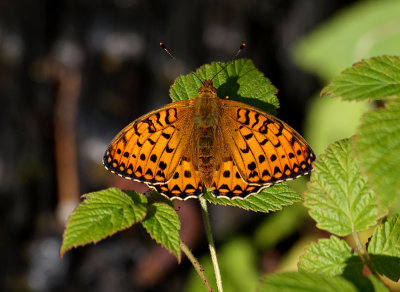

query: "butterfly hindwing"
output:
155 157 204 199
104 100 194 184
211 156 262 198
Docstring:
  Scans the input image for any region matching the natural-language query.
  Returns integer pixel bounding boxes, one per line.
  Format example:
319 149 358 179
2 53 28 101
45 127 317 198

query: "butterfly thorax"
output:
193 80 222 187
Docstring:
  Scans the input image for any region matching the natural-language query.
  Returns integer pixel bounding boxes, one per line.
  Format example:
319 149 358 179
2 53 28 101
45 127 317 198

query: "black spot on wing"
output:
150 154 157 163
248 162 256 171
162 132 171 139
159 161 167 170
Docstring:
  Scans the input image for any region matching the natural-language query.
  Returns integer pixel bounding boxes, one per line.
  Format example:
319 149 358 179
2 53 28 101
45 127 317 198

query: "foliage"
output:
60 188 181 260
296 54 400 291
61 52 400 291
304 139 378 236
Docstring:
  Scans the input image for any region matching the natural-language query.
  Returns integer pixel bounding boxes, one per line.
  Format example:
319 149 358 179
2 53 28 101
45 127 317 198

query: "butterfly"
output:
104 67 315 200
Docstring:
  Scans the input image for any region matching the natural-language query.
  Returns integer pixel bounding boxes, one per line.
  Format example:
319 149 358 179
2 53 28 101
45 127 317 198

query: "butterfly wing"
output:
104 100 195 186
155 155 205 199
211 155 262 198
211 100 315 198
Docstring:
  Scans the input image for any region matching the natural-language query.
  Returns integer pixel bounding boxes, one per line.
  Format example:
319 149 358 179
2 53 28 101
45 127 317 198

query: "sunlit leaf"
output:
322 56 400 101
142 202 181 261
60 188 147 256
304 139 377 236
203 183 302 213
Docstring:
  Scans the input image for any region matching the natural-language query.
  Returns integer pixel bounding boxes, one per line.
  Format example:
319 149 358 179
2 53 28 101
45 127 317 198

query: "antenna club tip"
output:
241 43 246 47
160 42 165 48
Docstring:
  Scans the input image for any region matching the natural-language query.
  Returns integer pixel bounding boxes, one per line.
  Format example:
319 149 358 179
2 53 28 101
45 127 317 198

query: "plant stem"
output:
352 231 380 279
180 241 213 292
199 197 223 292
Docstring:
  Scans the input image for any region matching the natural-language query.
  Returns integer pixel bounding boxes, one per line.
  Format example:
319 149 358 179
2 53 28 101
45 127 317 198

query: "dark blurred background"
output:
2 0 400 291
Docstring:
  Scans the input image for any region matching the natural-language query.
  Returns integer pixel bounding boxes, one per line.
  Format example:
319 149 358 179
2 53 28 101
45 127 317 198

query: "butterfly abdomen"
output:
197 125 216 186
193 82 221 187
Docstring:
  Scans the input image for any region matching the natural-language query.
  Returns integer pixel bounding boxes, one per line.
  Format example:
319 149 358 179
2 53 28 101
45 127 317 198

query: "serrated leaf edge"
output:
60 189 147 257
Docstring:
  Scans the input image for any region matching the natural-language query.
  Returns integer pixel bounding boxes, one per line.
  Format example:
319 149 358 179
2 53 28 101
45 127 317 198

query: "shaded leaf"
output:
304 139 377 236
170 58 279 114
355 98 400 210
368 215 400 282
348 275 389 292
60 188 147 256
203 183 302 213
322 56 400 101
142 202 181 261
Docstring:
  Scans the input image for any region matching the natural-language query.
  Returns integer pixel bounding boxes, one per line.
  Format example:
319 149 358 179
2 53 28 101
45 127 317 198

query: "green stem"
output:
352 232 380 279
199 196 223 292
180 241 213 292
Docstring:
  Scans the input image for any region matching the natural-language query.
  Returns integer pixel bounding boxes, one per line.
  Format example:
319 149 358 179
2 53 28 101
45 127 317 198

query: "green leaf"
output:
258 272 357 292
355 98 400 210
368 215 400 281
203 182 302 212
304 139 377 236
169 58 279 113
60 188 147 256
352 275 389 292
298 236 388 292
322 56 400 101
293 1 400 81
298 236 363 277
141 202 181 261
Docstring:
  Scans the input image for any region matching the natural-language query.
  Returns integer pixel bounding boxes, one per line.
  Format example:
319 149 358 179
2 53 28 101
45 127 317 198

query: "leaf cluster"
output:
60 59 302 259
60 55 400 291
260 56 400 291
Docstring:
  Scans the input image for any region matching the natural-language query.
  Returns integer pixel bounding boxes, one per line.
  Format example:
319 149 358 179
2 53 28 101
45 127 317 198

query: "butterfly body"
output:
193 80 223 187
104 79 315 200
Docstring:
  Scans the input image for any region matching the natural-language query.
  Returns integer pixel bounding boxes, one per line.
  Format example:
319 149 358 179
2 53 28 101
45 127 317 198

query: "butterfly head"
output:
198 79 217 96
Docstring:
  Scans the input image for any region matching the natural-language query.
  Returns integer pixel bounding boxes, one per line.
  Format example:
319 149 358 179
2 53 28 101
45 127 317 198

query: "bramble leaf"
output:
368 215 400 281
203 183 302 213
322 56 400 101
304 139 377 236
142 202 181 261
298 236 363 277
60 188 147 256
355 98 400 210
170 58 279 114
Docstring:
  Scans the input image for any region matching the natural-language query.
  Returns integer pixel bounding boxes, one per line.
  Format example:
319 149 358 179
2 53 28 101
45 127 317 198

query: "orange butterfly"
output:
104 66 315 200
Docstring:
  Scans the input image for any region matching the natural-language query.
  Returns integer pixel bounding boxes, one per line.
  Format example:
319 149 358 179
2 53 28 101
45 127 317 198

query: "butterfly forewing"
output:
104 100 195 185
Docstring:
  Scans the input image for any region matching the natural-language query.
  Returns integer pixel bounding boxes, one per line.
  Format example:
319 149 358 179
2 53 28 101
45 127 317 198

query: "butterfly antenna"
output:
211 43 246 81
160 42 203 83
